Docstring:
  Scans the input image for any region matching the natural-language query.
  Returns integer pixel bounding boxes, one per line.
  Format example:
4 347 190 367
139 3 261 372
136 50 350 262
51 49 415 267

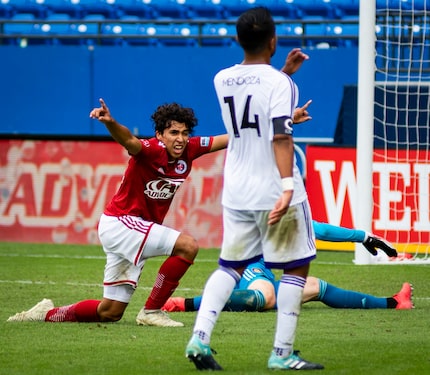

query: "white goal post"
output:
355 0 430 264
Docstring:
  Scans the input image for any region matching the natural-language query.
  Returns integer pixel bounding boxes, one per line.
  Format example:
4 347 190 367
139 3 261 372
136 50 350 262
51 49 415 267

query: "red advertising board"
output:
306 145 430 246
0 140 225 248
2 140 428 250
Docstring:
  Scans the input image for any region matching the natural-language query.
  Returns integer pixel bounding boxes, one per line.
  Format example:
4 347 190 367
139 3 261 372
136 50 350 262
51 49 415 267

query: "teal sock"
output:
192 289 266 312
318 279 388 309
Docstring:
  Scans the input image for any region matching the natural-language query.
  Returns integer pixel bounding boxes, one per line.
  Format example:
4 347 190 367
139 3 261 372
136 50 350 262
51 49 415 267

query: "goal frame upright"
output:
354 0 376 265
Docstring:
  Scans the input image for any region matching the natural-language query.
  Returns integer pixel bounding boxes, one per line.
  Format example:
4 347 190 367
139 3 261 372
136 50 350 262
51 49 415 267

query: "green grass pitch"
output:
1 242 429 375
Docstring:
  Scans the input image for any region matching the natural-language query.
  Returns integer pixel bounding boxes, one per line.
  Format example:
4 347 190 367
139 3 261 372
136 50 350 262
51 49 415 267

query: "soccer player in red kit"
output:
7 99 228 327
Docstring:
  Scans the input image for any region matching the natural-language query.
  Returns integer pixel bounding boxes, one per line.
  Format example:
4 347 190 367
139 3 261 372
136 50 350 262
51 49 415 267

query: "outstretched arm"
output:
312 221 398 257
209 134 228 152
89 98 142 155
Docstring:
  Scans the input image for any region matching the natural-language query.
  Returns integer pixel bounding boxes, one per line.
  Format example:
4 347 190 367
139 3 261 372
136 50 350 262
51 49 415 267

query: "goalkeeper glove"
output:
362 234 398 257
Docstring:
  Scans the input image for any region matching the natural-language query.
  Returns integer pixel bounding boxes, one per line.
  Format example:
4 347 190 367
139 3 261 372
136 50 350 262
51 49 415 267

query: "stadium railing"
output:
0 17 360 47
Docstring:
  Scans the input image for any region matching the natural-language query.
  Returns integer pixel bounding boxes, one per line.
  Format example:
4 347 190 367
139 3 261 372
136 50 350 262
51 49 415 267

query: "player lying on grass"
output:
162 221 413 313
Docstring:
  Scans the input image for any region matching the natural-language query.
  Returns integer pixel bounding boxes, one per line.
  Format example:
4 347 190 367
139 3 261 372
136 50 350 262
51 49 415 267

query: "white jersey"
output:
214 63 308 210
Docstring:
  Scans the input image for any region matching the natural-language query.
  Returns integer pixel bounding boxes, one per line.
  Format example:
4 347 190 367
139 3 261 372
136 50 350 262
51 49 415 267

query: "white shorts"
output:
98 214 180 302
220 200 316 270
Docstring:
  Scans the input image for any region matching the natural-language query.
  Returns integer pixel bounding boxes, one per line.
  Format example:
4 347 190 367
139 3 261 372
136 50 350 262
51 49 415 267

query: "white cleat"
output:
136 308 184 327
7 298 54 322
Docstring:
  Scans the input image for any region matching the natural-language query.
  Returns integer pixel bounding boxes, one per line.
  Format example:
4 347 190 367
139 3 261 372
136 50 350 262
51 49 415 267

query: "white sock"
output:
193 267 239 344
273 274 306 357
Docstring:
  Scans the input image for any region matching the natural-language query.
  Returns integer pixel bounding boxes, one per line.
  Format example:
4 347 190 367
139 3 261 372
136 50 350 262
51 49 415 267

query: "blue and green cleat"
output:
185 335 223 371
268 350 324 370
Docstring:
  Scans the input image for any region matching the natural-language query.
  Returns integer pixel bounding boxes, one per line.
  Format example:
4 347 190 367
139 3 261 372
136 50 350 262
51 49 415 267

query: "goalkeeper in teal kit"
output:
162 221 413 312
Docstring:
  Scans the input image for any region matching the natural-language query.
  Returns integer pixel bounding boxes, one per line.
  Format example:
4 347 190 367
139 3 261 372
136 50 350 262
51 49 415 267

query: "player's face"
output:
156 121 190 160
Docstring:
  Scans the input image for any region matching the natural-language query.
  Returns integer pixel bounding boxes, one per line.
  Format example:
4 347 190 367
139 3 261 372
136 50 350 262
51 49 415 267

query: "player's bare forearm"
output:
210 134 228 152
273 135 294 179
269 135 294 225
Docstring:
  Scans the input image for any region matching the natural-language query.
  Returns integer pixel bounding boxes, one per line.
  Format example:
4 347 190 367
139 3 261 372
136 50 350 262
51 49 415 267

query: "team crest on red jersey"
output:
145 178 184 199
175 160 187 174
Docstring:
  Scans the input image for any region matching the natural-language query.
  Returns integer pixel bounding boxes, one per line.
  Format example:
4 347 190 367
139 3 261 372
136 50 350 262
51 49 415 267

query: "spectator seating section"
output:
2 0 363 20
10 0 428 47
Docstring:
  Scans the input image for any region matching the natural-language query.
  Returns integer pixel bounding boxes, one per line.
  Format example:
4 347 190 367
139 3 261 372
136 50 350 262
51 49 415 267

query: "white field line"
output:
0 252 353 266
0 253 428 300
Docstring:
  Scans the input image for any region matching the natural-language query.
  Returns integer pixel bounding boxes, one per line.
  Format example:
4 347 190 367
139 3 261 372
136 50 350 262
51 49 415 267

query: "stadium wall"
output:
0 45 358 141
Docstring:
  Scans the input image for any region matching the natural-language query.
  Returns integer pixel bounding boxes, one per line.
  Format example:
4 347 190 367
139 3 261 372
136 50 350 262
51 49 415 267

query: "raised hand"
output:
281 48 309 76
293 100 312 124
89 98 114 124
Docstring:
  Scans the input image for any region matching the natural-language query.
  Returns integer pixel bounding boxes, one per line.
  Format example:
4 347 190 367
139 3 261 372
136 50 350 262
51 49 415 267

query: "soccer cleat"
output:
135 308 184 327
7 298 54 322
393 282 414 310
161 297 186 312
185 335 223 371
268 350 324 370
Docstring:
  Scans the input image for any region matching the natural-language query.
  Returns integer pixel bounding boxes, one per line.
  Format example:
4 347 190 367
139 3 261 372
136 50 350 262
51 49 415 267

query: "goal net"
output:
360 0 430 264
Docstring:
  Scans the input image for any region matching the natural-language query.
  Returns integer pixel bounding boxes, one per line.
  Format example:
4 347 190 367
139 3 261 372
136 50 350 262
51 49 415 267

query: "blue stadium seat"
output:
412 0 428 10
180 0 226 19
280 0 333 18
200 22 236 46
171 22 199 45
144 0 190 19
77 0 118 18
326 0 359 18
0 0 14 18
146 22 198 46
376 0 420 10
72 13 105 44
276 22 303 47
112 0 155 18
6 0 48 17
326 21 359 47
42 0 83 18
103 18 163 46
77 13 105 34
222 0 294 18
302 18 331 48
3 12 39 45
3 12 35 33
33 13 76 44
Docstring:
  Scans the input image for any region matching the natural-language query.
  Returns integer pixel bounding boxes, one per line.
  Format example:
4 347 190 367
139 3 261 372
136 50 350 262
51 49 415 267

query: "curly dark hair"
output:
151 103 198 134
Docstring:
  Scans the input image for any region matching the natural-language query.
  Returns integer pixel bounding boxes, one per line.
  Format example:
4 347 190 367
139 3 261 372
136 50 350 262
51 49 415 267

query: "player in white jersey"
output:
186 7 323 371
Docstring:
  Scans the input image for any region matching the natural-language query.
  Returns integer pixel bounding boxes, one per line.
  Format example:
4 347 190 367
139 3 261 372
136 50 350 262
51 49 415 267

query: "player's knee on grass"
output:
97 299 128 322
172 233 199 261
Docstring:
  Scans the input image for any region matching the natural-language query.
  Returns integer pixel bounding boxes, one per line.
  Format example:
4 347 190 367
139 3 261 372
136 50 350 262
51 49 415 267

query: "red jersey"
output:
104 136 214 224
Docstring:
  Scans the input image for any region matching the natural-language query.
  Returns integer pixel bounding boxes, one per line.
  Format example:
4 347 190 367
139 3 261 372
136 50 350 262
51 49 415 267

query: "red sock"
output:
45 300 101 322
144 256 193 310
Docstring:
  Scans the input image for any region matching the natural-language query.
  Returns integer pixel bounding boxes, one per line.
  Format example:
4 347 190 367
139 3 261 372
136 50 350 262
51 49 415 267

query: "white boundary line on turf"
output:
0 253 354 266
0 279 197 292
0 279 428 301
